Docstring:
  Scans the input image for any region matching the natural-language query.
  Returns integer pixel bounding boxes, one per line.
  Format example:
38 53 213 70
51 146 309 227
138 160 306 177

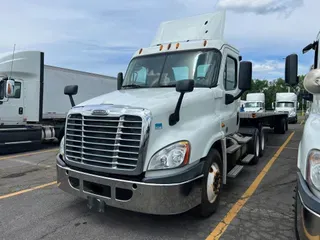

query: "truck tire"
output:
294 183 300 239
274 117 286 134
259 128 265 157
248 128 260 165
193 148 222 218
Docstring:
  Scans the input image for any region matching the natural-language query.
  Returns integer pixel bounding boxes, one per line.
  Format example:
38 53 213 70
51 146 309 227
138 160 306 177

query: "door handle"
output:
19 107 23 115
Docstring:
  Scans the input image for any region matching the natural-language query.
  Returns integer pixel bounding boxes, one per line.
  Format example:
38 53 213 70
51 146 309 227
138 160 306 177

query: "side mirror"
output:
239 61 252 91
301 93 313 102
64 85 78 96
117 72 124 90
64 85 78 107
272 102 274 109
169 79 194 126
297 102 300 109
5 79 15 98
285 54 299 86
176 79 194 93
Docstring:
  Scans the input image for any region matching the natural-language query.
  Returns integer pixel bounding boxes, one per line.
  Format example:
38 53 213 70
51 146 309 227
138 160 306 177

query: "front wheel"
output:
193 148 223 218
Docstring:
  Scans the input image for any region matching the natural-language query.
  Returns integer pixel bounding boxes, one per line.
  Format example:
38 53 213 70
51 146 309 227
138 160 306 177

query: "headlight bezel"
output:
306 149 320 192
147 140 191 171
59 136 65 157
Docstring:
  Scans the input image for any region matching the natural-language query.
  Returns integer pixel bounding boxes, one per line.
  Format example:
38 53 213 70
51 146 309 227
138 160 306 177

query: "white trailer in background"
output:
244 93 265 112
273 92 298 123
0 51 117 151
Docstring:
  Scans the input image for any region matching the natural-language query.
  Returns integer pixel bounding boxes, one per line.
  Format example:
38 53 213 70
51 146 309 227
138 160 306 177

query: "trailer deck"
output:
0 123 303 240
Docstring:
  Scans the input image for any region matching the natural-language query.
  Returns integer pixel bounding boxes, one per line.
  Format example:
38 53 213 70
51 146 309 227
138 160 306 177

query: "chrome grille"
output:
65 113 142 171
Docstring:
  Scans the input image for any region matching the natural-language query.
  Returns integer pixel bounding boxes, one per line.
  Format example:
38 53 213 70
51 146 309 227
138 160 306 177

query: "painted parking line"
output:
0 181 57 200
0 148 58 161
206 131 295 240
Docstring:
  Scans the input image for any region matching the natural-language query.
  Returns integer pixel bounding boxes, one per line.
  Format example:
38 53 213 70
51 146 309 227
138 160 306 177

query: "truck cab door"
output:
220 49 239 135
0 80 24 125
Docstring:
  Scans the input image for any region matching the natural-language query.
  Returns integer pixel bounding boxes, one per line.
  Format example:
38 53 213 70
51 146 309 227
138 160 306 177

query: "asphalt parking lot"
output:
0 123 303 240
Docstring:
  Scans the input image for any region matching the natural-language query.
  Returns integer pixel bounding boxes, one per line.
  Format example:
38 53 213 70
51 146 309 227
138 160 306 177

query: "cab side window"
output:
224 56 237 91
13 82 21 98
0 81 4 99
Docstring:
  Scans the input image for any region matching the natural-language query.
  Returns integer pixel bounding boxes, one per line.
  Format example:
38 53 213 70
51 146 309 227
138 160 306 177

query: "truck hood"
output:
244 107 263 112
275 107 294 112
76 88 206 115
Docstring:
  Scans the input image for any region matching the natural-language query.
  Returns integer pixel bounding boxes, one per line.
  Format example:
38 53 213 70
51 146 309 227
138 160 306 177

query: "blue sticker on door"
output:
155 123 163 130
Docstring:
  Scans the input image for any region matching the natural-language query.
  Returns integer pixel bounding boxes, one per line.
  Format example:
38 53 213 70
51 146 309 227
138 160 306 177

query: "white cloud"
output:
0 0 317 80
217 0 303 16
252 59 310 80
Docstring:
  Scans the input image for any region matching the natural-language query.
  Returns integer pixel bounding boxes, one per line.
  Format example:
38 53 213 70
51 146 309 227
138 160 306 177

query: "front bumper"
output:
288 115 297 123
296 172 320 239
56 154 203 215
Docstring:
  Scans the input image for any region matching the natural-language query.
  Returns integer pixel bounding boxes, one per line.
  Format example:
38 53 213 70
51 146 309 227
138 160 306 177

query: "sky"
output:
0 0 318 80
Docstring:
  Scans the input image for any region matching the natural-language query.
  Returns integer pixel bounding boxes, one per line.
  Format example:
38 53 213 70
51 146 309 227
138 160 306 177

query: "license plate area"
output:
87 196 105 213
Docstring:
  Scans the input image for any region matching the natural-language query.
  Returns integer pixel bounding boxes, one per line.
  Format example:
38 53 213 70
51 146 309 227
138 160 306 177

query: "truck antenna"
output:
9 44 16 80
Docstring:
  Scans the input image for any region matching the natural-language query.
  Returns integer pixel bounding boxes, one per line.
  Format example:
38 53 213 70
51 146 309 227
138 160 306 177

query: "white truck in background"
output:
36 11 290 217
240 100 246 112
273 92 298 123
244 93 265 112
0 51 117 151
285 31 320 240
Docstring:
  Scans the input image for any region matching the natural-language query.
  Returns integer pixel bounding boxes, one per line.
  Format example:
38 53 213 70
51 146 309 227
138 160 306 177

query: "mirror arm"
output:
169 92 185 126
234 90 245 100
68 95 75 107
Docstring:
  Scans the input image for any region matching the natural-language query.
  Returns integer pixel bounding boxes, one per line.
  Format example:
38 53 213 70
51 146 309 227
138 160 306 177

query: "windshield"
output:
276 102 294 108
245 102 262 108
122 49 221 88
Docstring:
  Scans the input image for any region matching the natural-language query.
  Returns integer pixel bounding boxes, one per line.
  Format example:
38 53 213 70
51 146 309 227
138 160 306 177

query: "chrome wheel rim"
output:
207 162 221 203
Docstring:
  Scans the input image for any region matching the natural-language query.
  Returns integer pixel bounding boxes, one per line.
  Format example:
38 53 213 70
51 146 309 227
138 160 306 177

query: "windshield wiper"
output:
121 84 143 89
159 83 176 87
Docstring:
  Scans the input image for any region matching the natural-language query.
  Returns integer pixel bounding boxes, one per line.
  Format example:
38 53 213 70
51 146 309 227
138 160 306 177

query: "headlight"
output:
59 136 65 157
147 141 190 170
307 149 320 191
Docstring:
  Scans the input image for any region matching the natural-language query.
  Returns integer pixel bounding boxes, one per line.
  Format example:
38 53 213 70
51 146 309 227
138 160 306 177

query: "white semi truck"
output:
273 92 298 123
0 51 117 151
285 32 320 239
244 93 265 112
32 11 290 217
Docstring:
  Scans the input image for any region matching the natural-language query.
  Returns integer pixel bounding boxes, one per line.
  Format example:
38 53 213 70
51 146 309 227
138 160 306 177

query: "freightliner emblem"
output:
92 109 109 115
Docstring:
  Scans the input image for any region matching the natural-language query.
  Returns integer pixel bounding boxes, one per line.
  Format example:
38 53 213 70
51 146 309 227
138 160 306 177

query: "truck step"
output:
232 134 252 144
241 154 255 164
227 144 241 154
227 165 244 178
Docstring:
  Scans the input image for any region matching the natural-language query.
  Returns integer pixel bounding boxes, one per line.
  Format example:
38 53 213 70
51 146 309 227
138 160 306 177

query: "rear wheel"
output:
259 128 265 157
193 148 222 218
274 117 286 134
248 128 260 165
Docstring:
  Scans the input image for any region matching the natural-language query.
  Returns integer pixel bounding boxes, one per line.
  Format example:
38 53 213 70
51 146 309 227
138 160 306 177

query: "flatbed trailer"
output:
240 111 288 134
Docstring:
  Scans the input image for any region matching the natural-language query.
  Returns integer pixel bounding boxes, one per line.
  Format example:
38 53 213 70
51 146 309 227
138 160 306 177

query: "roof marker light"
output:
159 45 163 51
176 43 180 49
139 48 143 54
167 43 171 50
